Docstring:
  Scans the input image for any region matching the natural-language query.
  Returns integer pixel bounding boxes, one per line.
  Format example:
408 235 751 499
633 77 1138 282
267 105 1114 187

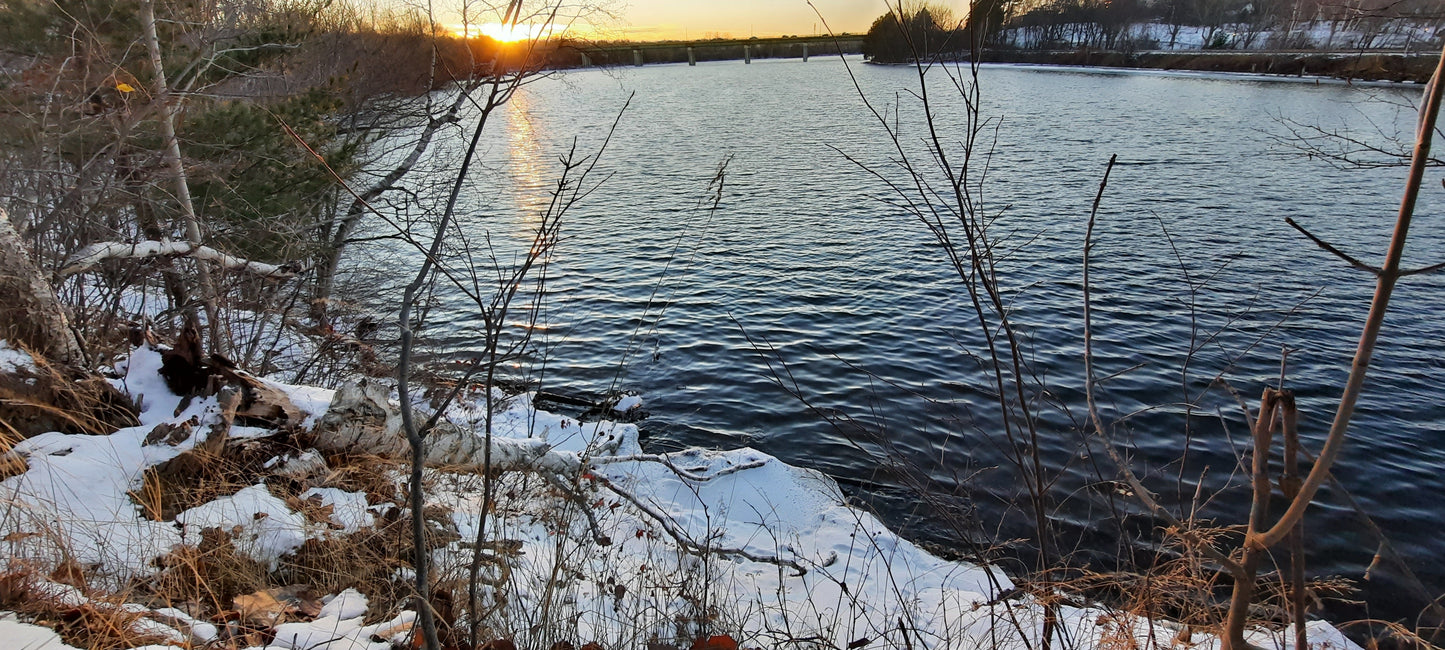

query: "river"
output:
388 55 1445 625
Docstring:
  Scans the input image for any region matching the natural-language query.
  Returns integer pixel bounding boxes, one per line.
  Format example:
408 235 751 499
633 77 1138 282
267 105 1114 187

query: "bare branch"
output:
1283 217 1381 275
1400 260 1445 276
59 241 296 278
1083 154 1246 578
1252 42 1445 551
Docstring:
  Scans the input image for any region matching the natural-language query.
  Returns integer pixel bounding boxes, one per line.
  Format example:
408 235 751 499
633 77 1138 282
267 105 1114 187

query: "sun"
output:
461 22 560 43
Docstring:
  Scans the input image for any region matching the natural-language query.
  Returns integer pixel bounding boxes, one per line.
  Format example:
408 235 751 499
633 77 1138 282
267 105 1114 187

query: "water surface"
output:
396 57 1445 624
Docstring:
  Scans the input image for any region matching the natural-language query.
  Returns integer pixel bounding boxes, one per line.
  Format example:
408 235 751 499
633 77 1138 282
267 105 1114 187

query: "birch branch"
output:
59 241 296 278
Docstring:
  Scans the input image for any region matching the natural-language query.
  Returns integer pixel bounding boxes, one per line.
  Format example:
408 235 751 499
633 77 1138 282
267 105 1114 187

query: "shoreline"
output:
976 48 1437 83
0 343 1370 649
569 46 1435 85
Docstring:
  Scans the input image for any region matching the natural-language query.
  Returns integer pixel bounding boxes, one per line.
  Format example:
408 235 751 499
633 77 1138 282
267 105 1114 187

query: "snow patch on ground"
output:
301 487 376 533
0 611 81 650
0 339 37 375
0 344 1370 649
176 483 312 569
270 590 413 650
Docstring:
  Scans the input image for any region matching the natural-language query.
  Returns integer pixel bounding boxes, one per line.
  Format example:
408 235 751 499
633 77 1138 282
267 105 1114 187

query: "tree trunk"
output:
0 208 85 366
140 0 225 357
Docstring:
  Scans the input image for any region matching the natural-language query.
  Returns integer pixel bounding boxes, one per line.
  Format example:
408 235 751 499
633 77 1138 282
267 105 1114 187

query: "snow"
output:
612 394 643 413
0 346 319 581
1003 19 1444 51
61 240 289 278
2 415 192 578
176 483 312 569
271 609 415 650
428 431 1015 646
1 576 197 648
301 487 376 533
319 588 370 620
0 612 81 650
151 607 218 643
278 383 337 427
0 339 37 375
0 343 1371 649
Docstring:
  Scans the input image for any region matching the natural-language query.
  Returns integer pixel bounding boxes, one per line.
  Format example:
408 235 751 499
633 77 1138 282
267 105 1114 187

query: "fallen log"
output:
59 240 296 279
310 379 589 474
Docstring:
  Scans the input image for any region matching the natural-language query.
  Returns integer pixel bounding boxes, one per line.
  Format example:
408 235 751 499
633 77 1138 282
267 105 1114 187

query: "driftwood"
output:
310 379 590 474
158 322 302 427
307 379 810 576
198 386 241 455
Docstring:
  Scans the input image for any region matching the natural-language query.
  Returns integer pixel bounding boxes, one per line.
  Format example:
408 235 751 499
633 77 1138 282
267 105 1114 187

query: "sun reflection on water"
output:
503 90 552 221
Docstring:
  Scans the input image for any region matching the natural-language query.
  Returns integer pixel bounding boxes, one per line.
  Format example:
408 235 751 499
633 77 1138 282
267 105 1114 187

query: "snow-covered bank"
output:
982 61 1418 88
0 343 1365 649
1002 20 1441 52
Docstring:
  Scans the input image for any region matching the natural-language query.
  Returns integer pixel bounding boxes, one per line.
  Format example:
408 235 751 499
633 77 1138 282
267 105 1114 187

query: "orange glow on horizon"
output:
453 22 563 42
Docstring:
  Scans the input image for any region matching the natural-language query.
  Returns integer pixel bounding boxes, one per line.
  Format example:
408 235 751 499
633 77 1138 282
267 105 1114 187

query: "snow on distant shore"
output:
1003 20 1441 51
0 342 1366 649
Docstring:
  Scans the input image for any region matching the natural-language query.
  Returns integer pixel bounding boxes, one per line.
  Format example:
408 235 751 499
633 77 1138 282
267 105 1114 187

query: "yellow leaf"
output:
115 82 135 93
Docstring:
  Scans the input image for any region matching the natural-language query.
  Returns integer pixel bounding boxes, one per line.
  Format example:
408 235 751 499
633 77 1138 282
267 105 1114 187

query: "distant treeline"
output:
859 0 1444 63
1004 0 1445 50
862 5 999 63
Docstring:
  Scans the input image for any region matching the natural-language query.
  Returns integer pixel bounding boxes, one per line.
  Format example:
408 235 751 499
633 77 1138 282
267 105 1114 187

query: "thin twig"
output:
1283 217 1380 275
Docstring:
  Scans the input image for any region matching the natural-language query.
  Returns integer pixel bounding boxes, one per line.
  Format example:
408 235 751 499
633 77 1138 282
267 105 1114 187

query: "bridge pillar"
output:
633 49 642 67
803 43 809 62
688 46 696 66
580 52 590 67
744 44 751 64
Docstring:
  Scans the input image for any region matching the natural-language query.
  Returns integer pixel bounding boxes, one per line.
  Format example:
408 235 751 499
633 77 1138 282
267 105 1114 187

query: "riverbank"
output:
0 341 1367 649
577 42 1435 83
977 48 1437 83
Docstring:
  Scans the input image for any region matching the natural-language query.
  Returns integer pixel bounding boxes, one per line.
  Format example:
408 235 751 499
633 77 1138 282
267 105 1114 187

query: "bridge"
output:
570 36 866 67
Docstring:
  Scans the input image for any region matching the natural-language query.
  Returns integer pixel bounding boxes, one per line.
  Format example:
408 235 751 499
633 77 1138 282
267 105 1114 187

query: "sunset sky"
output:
460 1 972 42
598 1 882 40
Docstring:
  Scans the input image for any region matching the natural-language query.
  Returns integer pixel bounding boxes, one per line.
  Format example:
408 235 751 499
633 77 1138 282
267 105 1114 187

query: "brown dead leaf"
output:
234 589 290 625
289 494 339 528
48 559 86 591
0 571 30 606
690 635 738 650
233 585 322 625
371 619 415 643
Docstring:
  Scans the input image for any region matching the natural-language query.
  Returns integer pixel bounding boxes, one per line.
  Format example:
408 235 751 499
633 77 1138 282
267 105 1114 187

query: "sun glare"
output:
457 22 560 43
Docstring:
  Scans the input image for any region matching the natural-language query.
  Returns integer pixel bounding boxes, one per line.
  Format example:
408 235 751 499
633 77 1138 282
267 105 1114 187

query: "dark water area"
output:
385 56 1445 627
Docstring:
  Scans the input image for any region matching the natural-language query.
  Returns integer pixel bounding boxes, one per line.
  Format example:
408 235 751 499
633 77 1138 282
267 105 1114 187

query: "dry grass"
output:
136 528 273 617
120 437 472 636
137 433 308 521
1026 522 1365 649
0 343 136 440
0 568 177 650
